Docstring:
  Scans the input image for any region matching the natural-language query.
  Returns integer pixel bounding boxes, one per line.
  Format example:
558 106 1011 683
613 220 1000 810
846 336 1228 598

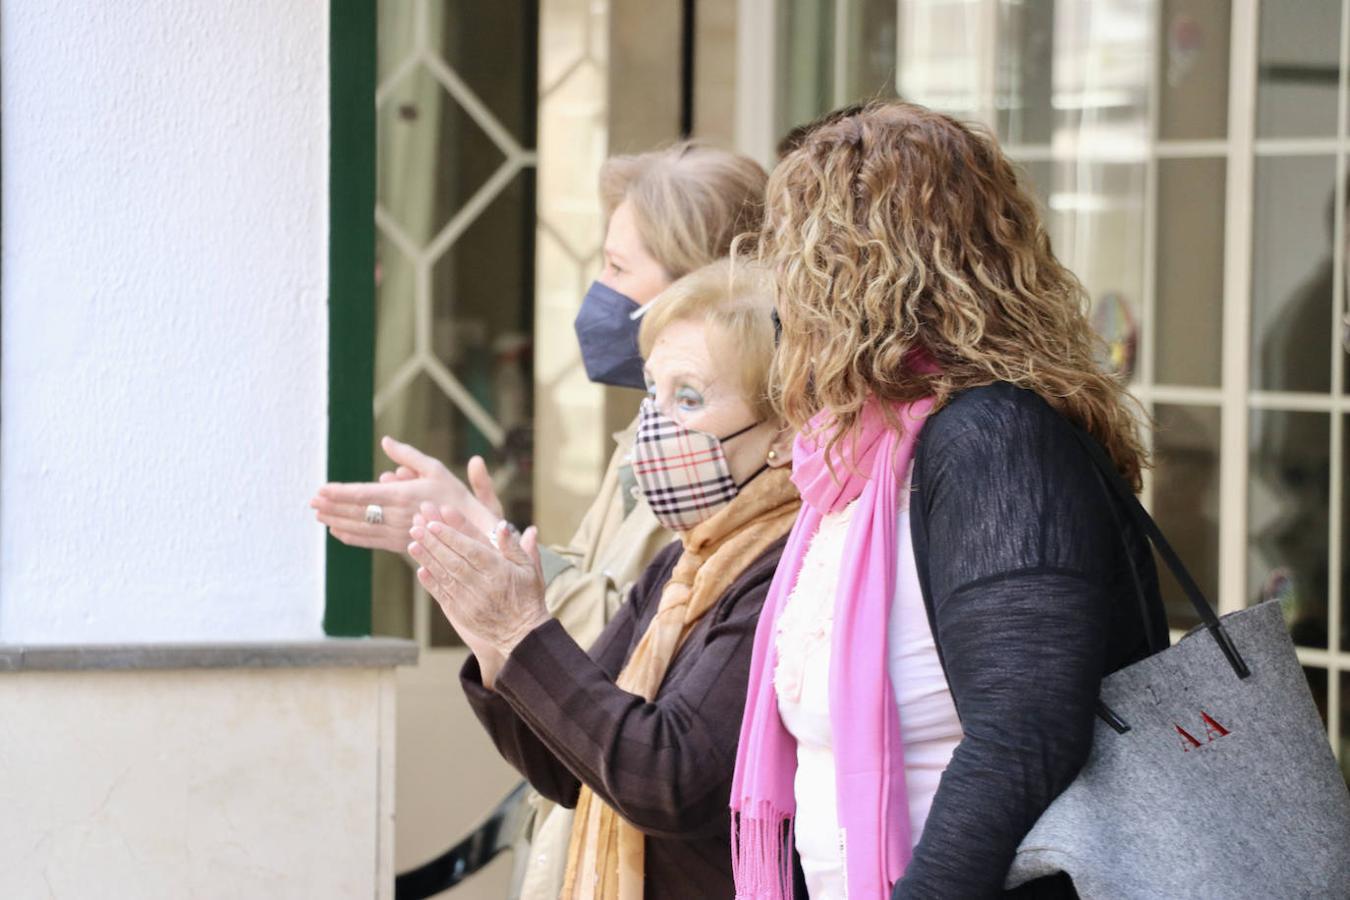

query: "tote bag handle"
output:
1069 425 1250 684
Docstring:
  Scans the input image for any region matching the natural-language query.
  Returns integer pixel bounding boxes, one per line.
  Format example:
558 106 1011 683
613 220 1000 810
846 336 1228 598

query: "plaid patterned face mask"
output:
631 397 763 532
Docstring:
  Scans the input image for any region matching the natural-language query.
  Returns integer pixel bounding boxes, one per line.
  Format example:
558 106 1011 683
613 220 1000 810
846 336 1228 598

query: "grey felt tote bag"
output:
1005 429 1350 899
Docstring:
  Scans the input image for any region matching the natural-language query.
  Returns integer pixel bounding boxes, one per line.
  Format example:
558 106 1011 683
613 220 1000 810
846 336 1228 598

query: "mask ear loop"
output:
718 419 761 443
734 462 771 490
629 285 678 321
721 419 768 489
741 308 783 490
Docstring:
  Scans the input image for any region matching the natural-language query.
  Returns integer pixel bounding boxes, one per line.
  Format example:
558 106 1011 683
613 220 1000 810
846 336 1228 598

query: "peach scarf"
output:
561 466 800 899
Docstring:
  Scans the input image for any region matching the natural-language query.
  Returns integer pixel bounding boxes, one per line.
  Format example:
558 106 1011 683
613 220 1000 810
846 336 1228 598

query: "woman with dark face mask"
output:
310 142 766 897
311 141 765 638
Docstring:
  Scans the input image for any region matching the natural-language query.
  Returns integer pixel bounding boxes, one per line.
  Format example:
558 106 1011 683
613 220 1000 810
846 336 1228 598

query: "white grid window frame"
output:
743 0 1348 763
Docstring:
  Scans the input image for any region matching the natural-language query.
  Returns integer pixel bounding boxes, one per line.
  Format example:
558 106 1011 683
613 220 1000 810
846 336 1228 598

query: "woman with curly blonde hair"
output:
730 101 1167 898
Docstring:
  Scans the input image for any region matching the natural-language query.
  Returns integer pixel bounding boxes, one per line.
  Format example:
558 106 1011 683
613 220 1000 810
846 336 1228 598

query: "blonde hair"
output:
600 142 767 279
748 100 1149 488
638 260 779 422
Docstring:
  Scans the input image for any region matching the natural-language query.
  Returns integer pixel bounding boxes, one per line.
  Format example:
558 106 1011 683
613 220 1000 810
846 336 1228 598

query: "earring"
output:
767 449 778 463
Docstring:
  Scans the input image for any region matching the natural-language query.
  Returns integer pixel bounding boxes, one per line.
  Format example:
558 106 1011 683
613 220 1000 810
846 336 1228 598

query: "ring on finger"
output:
488 519 520 550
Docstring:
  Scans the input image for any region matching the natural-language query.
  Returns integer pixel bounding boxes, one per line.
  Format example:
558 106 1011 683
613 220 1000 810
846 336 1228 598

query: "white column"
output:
0 1 331 642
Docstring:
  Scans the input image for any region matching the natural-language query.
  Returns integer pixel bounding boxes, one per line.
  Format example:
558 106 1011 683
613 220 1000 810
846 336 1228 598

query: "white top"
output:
774 486 962 899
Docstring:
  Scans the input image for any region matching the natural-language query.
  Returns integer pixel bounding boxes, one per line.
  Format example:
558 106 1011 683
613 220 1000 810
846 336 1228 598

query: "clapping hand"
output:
310 436 503 554
409 502 548 688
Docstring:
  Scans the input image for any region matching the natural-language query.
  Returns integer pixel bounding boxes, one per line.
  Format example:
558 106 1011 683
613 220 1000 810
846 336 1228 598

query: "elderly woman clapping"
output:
409 260 798 899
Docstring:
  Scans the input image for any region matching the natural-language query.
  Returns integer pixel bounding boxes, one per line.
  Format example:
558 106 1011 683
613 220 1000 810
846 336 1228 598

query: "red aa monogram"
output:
1175 711 1231 752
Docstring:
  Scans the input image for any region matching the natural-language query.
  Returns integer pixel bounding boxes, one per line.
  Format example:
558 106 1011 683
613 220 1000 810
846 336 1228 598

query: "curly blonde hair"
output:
748 101 1149 487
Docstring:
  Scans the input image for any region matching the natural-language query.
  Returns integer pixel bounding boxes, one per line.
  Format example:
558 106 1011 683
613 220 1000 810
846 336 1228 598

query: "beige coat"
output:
513 419 673 899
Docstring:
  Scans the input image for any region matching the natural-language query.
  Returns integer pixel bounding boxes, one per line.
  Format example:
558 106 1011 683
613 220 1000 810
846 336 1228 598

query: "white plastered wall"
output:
0 4 406 896
0 1 330 642
0 666 397 899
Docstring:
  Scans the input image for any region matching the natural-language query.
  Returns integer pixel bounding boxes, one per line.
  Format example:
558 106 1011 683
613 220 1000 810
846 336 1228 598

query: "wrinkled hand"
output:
310 436 501 553
409 501 548 689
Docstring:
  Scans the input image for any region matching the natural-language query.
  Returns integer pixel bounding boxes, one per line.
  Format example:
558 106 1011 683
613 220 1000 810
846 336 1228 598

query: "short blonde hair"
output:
638 260 779 421
600 143 767 279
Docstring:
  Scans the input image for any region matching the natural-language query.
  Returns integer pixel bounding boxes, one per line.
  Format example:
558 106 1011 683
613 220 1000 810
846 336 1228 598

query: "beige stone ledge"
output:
0 637 418 672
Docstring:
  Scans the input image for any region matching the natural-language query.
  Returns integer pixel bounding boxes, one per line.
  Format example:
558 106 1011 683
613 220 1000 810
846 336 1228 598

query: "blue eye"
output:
675 387 704 410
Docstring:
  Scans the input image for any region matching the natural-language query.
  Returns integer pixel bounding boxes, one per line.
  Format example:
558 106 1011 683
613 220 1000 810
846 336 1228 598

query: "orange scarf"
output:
560 466 800 899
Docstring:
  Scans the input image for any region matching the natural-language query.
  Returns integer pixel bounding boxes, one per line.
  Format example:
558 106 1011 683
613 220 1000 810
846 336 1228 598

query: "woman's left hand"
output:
409 502 549 688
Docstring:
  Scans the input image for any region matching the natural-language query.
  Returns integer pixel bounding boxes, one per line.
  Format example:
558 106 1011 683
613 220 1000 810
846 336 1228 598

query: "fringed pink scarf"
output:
731 396 934 899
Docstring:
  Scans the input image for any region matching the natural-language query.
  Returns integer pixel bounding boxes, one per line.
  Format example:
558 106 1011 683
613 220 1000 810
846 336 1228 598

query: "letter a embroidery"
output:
1201 711 1230 741
1176 725 1203 751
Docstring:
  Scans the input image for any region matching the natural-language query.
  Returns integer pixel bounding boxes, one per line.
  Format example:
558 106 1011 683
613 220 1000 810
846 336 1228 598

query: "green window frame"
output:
325 0 377 636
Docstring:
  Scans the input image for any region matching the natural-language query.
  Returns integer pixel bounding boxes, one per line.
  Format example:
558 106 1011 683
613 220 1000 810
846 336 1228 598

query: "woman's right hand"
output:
310 436 503 553
410 503 547 689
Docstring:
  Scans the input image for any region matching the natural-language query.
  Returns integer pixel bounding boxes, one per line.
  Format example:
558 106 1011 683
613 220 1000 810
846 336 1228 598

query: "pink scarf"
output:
730 396 934 899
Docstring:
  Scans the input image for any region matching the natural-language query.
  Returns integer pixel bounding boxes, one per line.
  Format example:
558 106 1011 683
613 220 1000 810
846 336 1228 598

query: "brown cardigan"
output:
461 535 788 899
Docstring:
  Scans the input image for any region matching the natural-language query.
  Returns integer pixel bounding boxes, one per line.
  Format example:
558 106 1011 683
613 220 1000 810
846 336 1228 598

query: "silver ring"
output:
488 519 520 550
364 504 384 525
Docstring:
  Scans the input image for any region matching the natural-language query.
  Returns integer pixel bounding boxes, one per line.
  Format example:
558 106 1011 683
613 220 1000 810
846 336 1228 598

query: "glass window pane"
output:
1249 410 1331 649
375 231 417 394
1257 0 1343 139
439 0 535 144
1251 156 1336 393
432 172 536 525
1342 415 1350 653
1048 162 1147 296
777 0 836 136
996 0 1055 145
1156 157 1226 387
1048 161 1147 381
1017 158 1053 213
897 0 985 120
843 0 899 103
1153 404 1222 632
1304 666 1329 728
1158 0 1230 141
1051 0 1151 153
378 0 417 85
378 66 507 247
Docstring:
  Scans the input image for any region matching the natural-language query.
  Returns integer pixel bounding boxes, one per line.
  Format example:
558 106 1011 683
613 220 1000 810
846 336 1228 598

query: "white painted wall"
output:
0 666 396 899
0 2 331 641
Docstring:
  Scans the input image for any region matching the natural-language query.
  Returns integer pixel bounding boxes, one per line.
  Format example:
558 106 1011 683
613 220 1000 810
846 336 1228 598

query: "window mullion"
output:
1218 0 1260 619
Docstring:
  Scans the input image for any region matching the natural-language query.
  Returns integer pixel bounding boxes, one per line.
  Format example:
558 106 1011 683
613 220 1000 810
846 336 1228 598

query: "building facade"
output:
387 4 1349 892
2 2 1347 897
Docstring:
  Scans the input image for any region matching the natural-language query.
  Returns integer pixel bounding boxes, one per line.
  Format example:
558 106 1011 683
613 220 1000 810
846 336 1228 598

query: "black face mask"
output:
573 280 647 390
